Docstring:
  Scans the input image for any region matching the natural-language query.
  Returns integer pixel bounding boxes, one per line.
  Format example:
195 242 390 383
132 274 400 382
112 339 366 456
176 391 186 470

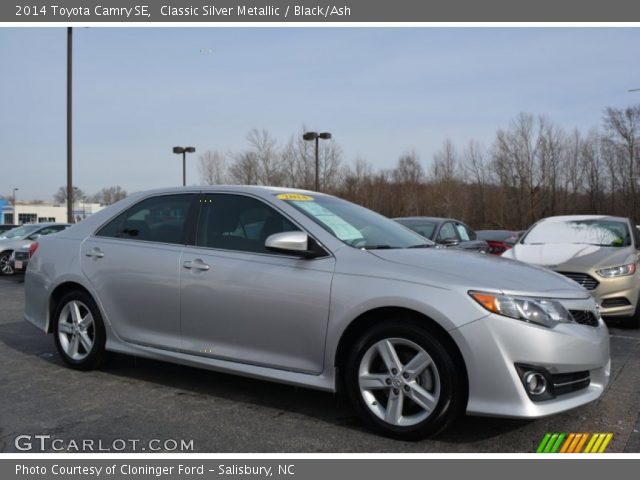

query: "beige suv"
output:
503 215 640 327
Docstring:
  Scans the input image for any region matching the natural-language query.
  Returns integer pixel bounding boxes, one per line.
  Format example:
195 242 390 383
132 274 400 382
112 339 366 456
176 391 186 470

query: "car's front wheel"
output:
343 320 466 440
0 251 14 276
53 291 107 370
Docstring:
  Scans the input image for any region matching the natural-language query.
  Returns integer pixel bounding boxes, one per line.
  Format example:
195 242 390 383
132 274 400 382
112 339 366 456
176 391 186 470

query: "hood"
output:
368 248 587 299
504 243 636 270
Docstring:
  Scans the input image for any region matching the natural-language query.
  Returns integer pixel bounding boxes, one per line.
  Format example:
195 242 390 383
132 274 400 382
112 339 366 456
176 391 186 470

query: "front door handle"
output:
183 259 210 271
85 248 104 259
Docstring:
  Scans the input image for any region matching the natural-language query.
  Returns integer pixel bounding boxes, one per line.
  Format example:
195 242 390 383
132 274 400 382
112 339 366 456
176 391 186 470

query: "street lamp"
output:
12 188 18 224
173 146 196 186
302 132 332 191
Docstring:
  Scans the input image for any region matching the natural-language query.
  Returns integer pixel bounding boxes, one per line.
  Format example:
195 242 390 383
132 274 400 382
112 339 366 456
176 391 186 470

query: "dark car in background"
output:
394 217 488 253
476 230 524 255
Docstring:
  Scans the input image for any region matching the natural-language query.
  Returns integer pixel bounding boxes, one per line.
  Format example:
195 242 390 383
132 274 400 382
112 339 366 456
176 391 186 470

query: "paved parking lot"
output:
1 274 639 453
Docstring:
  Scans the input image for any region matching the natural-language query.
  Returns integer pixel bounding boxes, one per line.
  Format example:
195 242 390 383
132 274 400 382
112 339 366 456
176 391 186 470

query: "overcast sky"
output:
1 27 639 201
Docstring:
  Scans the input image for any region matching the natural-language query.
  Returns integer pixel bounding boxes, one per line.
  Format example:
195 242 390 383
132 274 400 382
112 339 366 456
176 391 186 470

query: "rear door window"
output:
96 194 194 245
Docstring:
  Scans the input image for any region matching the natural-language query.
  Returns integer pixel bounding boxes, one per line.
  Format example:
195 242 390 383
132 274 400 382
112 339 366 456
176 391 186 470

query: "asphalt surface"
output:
1 274 639 453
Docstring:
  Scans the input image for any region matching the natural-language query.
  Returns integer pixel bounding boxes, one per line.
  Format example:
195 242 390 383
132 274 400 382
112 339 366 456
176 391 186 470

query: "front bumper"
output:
450 307 610 418
591 273 638 318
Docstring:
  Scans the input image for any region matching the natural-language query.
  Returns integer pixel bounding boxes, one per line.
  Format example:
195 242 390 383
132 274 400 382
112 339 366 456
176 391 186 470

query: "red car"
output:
476 230 523 255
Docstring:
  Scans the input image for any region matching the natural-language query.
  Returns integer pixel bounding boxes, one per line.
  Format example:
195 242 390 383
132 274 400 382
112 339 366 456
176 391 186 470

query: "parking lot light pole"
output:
302 132 332 191
67 27 74 224
12 188 18 223
173 146 196 186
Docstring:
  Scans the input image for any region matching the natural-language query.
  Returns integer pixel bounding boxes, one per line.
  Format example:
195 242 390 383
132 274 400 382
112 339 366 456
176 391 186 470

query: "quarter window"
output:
196 194 300 254
96 194 194 244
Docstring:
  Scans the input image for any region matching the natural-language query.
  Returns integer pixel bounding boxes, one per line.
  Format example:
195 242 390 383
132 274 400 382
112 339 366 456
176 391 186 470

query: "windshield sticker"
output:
294 201 363 241
276 193 314 201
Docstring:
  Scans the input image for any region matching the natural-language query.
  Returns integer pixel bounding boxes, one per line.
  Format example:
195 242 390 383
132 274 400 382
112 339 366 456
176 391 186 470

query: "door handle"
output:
85 248 105 259
183 259 210 271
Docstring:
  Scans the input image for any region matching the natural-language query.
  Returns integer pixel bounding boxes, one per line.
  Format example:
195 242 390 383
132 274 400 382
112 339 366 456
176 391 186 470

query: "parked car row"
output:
23 186 610 440
0 223 71 275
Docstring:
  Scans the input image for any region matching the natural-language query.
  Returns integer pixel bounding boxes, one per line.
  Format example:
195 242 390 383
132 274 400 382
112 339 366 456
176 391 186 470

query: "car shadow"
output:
0 318 530 445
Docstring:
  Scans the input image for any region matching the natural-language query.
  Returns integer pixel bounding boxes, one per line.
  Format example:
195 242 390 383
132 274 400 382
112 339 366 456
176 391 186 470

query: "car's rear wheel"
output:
343 320 465 440
53 291 106 370
0 251 14 276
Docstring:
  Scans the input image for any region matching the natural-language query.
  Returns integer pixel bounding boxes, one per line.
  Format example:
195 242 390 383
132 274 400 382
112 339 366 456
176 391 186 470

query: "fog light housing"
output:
524 371 547 396
515 363 555 401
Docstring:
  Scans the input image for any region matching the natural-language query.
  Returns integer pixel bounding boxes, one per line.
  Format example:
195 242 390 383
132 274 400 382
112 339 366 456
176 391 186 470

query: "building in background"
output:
1 201 104 225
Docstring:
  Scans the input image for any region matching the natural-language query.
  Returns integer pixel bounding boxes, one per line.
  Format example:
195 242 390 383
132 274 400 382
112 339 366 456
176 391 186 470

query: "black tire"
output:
0 251 14 276
627 302 640 329
343 320 466 440
53 290 107 370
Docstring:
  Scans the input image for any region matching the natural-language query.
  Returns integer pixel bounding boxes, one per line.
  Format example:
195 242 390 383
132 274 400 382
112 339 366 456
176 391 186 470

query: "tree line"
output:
199 106 640 229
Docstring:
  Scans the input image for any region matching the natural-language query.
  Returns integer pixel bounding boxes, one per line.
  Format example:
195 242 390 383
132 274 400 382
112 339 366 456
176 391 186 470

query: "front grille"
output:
558 271 599 290
569 310 599 327
14 252 29 261
550 371 590 396
601 297 631 308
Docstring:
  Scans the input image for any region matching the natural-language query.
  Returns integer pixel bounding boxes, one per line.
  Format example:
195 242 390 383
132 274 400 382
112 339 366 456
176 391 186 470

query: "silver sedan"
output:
24 186 610 439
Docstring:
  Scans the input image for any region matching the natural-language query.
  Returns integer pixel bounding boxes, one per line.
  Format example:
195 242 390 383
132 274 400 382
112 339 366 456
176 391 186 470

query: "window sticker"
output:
293 201 363 241
276 193 314 201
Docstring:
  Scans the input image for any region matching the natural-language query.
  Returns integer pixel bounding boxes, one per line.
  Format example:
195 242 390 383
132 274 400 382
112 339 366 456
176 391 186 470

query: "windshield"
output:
0 224 40 239
275 193 433 249
522 219 631 247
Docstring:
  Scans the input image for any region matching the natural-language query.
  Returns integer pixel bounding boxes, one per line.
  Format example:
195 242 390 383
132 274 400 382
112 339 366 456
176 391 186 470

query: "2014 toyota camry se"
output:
24 186 610 439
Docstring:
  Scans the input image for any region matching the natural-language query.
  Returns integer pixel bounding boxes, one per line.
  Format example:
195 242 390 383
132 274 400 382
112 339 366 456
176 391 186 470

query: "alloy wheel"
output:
358 337 440 427
57 300 96 361
0 253 13 275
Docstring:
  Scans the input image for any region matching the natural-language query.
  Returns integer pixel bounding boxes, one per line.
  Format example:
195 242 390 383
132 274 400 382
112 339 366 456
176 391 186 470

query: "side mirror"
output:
27 234 41 241
439 237 460 246
265 231 322 258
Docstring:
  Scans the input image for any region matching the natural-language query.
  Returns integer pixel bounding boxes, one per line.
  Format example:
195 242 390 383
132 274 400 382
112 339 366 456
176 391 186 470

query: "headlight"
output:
469 291 574 328
596 263 636 278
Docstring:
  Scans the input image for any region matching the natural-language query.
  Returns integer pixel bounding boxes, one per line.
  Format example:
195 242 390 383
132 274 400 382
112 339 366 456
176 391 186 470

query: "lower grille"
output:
550 371 590 396
569 310 599 327
558 271 599 290
601 297 631 308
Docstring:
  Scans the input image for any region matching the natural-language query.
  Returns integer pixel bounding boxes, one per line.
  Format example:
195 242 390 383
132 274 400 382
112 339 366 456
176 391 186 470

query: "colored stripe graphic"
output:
537 433 613 453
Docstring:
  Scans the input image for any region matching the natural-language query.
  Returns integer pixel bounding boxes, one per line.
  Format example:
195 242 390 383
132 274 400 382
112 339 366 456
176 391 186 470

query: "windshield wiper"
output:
362 244 395 250
407 243 434 248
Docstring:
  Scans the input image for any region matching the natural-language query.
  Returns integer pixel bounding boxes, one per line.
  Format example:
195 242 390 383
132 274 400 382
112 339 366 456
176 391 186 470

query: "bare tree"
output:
603 106 640 218
198 150 228 185
93 186 127 205
54 186 84 205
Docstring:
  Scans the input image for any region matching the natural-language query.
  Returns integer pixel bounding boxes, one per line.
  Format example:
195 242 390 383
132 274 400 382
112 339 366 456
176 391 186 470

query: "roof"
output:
538 215 629 223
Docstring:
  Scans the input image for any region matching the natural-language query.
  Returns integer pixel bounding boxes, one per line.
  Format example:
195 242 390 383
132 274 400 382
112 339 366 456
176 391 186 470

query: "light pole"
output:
302 132 332 191
12 188 18 224
67 27 73 224
173 146 196 186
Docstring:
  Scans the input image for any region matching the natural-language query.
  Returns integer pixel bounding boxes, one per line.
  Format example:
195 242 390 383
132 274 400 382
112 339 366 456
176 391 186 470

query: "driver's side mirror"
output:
27 233 41 241
265 231 324 258
438 237 460 246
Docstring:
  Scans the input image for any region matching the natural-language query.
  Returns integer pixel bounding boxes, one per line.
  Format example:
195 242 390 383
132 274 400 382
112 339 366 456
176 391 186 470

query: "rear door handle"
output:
85 248 104 259
183 259 210 271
